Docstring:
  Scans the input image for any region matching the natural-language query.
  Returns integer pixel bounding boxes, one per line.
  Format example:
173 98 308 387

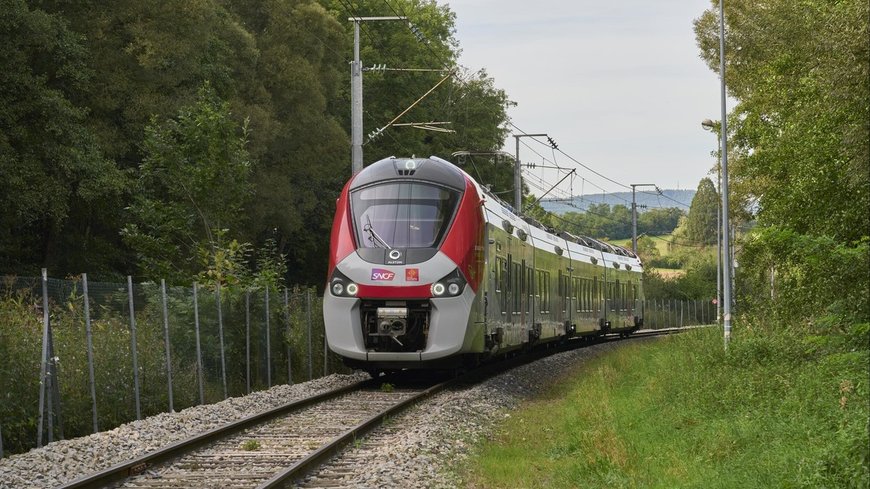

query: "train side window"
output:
527 266 534 299
593 277 599 312
574 277 582 313
513 262 522 314
544 271 551 313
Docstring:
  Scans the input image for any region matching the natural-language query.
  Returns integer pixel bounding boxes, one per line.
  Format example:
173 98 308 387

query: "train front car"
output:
324 156 485 374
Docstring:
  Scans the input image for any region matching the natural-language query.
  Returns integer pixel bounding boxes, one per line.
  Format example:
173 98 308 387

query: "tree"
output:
684 178 719 245
695 0 869 242
122 86 253 283
694 0 869 325
0 1 125 274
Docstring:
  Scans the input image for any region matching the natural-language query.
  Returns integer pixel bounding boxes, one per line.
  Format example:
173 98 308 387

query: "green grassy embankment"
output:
463 326 869 488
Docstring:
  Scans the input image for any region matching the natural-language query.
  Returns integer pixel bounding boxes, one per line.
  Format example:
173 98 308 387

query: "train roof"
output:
349 156 467 192
354 155 642 269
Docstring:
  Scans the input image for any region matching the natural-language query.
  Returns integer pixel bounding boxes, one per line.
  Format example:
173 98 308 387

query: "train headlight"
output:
331 282 344 295
431 283 446 296
431 268 467 298
329 270 358 297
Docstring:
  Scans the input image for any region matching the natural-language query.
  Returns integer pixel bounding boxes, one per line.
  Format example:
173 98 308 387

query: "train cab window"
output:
351 181 460 249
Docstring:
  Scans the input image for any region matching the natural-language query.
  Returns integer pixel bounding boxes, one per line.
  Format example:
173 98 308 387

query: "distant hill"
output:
541 189 694 215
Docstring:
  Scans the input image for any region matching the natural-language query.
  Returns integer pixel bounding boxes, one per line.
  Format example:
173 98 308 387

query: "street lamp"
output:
714 0 733 349
702 119 722 325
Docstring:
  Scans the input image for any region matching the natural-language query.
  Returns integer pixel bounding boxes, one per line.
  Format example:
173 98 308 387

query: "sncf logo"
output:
371 268 395 281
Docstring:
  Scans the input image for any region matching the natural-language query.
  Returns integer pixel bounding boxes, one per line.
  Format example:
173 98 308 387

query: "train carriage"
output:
324 156 643 374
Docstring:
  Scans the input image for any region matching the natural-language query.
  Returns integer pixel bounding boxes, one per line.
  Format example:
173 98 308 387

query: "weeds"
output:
240 439 261 451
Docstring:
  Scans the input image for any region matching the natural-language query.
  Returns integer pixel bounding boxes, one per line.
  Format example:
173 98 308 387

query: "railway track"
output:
57 327 686 489
58 378 450 489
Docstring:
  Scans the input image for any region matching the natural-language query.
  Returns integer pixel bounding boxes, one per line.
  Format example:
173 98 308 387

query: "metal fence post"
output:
680 300 684 328
216 285 228 399
160 279 174 412
37 269 50 447
265 287 271 388
0 423 4 459
306 288 313 381
127 276 141 420
82 274 99 431
193 283 205 405
284 287 292 385
245 289 251 394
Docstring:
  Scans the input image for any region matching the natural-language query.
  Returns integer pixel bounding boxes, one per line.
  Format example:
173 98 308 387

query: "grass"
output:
463 326 869 488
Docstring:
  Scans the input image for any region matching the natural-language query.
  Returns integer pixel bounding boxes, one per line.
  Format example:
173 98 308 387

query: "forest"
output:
0 0 514 286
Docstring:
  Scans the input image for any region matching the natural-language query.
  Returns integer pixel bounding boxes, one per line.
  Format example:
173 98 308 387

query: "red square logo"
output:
405 268 419 282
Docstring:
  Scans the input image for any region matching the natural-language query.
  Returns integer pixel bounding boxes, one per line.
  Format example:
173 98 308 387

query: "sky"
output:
445 0 723 197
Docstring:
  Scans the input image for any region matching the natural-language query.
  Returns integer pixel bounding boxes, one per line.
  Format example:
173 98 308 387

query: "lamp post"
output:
512 133 549 213
630 184 656 254
715 0 733 349
702 119 722 324
349 16 406 175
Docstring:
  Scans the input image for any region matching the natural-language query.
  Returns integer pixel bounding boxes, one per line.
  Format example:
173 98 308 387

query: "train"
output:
323 156 644 375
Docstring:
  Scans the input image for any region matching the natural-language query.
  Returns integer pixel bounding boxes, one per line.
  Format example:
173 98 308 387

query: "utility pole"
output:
630 184 656 254
702 118 722 324
716 0 733 349
512 133 551 213
349 16 405 175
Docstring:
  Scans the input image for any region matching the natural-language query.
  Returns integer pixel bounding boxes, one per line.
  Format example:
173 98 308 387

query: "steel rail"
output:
257 379 452 488
58 378 375 489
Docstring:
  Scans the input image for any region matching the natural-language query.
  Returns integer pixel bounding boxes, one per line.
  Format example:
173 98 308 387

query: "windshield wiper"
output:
364 216 392 250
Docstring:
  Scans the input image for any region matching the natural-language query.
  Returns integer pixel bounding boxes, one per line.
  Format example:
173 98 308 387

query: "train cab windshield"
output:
351 181 461 249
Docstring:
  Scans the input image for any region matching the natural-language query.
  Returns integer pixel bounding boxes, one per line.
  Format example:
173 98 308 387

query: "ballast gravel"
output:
0 339 648 489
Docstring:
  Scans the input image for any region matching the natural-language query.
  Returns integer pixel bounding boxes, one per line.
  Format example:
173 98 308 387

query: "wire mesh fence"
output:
642 298 716 329
0 272 345 457
0 271 716 457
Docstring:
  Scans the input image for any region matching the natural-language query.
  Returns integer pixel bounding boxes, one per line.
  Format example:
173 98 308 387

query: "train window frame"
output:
349 180 462 250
